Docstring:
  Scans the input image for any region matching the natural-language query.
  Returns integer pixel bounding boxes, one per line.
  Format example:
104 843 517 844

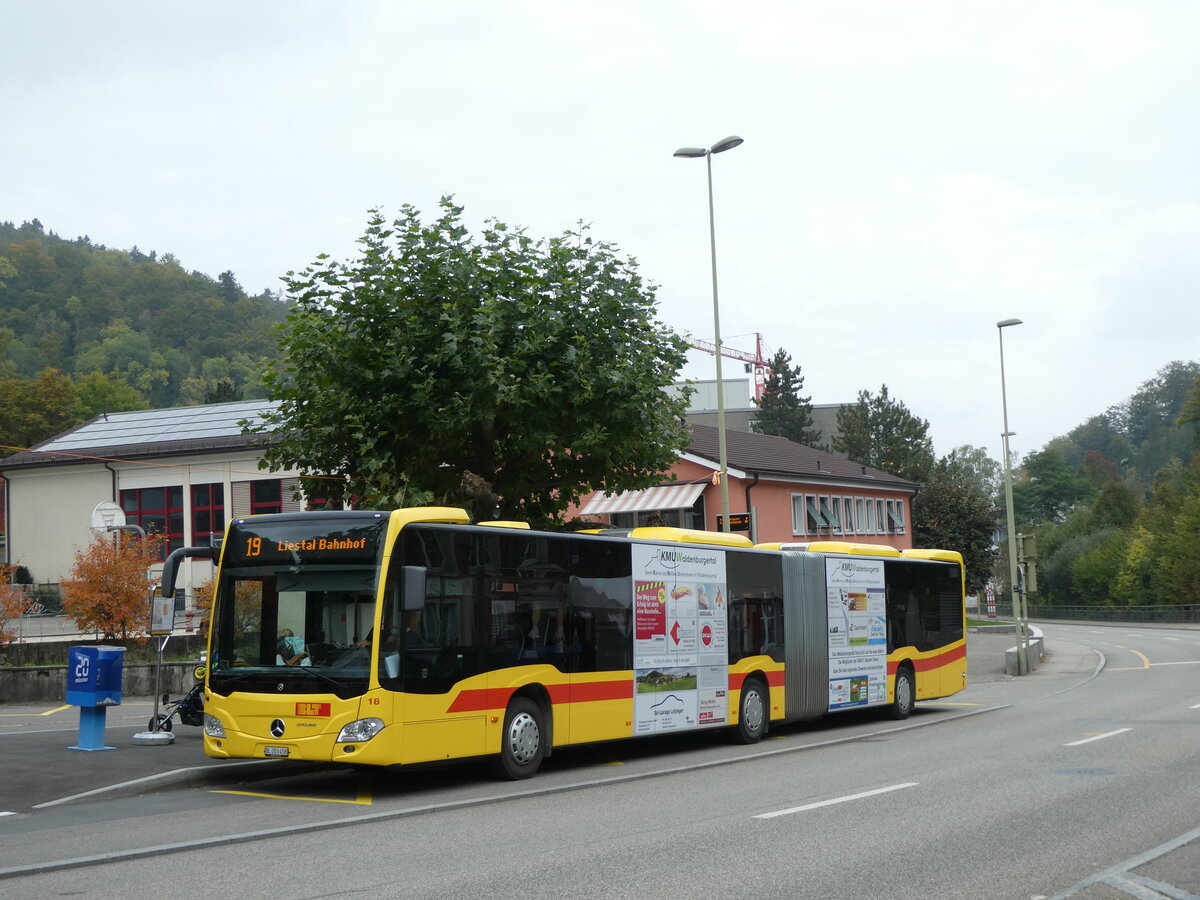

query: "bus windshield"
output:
207 512 387 698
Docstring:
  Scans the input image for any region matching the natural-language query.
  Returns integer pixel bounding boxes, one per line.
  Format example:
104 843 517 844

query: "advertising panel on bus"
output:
631 543 729 735
825 556 888 710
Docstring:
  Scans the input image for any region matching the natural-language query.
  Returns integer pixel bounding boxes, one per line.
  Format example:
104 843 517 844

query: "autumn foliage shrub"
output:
0 562 38 645
61 533 166 640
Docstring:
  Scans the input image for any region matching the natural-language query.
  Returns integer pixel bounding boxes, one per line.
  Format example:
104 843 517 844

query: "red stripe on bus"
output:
445 688 514 713
729 670 785 691
443 669 788 714
445 680 633 714
888 643 966 674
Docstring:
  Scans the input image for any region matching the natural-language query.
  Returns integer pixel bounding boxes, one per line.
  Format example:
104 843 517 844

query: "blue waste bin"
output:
67 645 125 751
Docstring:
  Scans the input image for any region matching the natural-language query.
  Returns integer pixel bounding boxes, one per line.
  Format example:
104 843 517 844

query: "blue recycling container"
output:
66 645 126 751
66 645 125 708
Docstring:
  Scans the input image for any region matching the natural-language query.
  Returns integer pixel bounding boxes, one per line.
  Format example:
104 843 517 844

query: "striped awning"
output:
578 482 707 516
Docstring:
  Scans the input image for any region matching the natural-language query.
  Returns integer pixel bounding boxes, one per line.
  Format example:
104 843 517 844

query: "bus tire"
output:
492 697 545 780
734 677 768 744
888 666 915 720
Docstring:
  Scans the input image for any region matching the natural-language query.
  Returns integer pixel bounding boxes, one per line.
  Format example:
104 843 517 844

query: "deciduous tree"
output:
0 367 77 456
257 199 692 523
912 451 998 594
0 563 37 645
60 533 165 639
1013 448 1096 524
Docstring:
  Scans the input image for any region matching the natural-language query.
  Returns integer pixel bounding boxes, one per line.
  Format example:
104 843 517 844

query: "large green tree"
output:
912 448 998 594
1013 448 1096 524
0 366 76 456
832 384 934 482
752 348 820 446
257 199 692 523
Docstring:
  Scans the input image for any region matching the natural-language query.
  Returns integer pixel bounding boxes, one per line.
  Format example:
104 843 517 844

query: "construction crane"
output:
688 332 773 404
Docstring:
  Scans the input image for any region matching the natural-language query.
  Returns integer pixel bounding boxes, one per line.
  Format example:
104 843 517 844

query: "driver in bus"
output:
276 629 309 666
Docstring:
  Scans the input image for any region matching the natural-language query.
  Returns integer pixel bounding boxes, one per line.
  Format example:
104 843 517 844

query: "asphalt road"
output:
0 625 1197 899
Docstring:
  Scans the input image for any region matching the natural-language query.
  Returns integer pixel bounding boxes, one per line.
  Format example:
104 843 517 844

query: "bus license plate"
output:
264 746 289 758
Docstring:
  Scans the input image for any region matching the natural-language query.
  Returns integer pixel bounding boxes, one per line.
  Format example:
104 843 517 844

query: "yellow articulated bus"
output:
161 506 966 779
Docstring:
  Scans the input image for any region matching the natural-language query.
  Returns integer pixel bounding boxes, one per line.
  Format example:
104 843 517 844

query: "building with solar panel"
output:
0 400 300 607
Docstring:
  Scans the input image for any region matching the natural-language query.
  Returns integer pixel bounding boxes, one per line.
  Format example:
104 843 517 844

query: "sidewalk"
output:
0 628 1031 814
0 694 300 814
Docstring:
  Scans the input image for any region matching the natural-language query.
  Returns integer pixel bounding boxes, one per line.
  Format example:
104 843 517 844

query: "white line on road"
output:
1065 728 1131 747
1190 703 1200 710
755 783 919 819
1145 660 1200 666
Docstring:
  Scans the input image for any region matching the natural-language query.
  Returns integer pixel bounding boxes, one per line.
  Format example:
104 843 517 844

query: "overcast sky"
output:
4 2 1197 462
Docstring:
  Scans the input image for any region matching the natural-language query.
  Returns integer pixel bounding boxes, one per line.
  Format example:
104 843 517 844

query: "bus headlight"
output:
203 714 226 738
337 717 385 743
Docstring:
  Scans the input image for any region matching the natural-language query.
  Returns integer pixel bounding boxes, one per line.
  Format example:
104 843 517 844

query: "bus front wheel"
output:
492 697 545 780
734 678 767 744
888 667 915 720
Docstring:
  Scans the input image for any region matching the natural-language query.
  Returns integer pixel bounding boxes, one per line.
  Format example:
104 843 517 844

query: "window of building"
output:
819 495 839 534
191 484 225 543
842 496 856 534
252 480 282 514
232 478 302 518
805 495 821 533
120 486 184 558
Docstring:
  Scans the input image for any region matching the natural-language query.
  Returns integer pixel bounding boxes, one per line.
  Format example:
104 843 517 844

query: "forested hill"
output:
0 219 287 454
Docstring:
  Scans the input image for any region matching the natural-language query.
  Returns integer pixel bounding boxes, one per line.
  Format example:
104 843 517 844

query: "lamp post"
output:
674 135 744 532
997 317 1029 675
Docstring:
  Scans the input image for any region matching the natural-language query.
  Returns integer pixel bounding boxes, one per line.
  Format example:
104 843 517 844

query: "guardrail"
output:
1025 604 1200 624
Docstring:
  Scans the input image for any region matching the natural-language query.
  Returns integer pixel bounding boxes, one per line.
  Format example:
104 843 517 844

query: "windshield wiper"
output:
294 666 359 693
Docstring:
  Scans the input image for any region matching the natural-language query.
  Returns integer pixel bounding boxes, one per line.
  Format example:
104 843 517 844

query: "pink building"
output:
570 424 918 549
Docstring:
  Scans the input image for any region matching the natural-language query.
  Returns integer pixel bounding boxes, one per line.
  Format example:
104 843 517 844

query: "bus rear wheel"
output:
888 666 915 720
734 678 767 744
492 697 545 780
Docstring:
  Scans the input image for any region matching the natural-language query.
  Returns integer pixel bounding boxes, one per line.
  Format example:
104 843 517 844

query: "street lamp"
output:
997 317 1029 675
674 135 744 532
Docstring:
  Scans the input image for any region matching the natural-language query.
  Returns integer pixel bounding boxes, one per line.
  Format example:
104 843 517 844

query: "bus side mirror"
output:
160 546 215 599
402 566 426 612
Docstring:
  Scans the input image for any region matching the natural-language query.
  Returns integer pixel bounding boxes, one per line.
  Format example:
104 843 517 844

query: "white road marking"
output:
1065 728 1131 747
755 782 919 819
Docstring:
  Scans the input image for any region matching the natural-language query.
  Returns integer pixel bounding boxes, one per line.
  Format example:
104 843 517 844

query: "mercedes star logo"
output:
270 719 286 738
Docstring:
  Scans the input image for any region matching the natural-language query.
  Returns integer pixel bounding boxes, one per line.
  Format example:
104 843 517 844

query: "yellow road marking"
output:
210 784 373 806
924 702 982 707
1109 646 1151 671
0 704 72 717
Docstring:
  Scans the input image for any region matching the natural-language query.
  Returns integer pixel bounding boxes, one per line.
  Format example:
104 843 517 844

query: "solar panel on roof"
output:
36 401 281 452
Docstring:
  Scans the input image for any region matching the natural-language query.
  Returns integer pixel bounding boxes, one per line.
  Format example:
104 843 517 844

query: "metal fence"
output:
1025 604 1200 624
971 602 1200 625
9 587 64 618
